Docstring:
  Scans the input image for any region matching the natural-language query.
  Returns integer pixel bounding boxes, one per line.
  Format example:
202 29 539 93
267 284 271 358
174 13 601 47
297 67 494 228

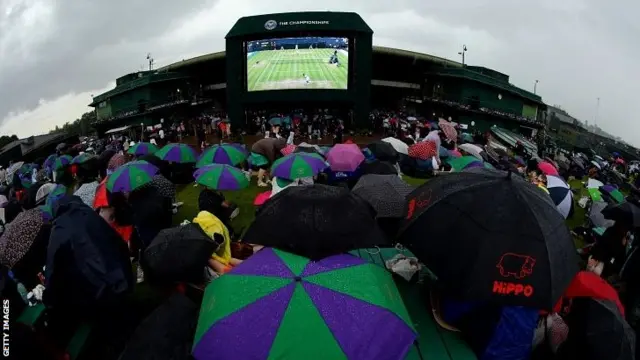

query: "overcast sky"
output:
1 0 638 144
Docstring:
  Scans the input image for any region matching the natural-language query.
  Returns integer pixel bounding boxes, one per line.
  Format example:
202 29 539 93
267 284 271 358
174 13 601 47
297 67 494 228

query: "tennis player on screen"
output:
303 73 311 84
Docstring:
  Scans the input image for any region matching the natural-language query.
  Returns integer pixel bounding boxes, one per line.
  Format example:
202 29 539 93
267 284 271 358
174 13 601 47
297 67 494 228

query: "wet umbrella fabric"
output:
192 248 417 360
326 144 365 172
600 185 625 204
71 153 96 165
359 160 398 176
155 143 198 163
547 175 573 219
142 224 221 284
381 137 409 155
0 208 48 267
107 153 127 172
270 153 328 180
352 175 414 218
127 142 159 157
458 143 484 160
538 161 559 176
447 156 484 172
367 141 398 163
589 201 616 228
408 141 437 160
243 185 389 260
602 201 640 227
398 168 579 309
43 154 57 172
197 144 248 167
106 161 159 193
52 155 73 171
193 164 249 191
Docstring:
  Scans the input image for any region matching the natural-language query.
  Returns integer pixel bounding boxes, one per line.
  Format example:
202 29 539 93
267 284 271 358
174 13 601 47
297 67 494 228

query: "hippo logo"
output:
264 20 277 30
406 189 432 219
496 253 536 279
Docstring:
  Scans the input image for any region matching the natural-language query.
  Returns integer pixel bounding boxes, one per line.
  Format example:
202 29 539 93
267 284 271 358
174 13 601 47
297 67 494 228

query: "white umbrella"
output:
587 178 604 189
590 160 602 170
6 161 24 177
547 175 573 219
458 143 484 160
382 137 409 155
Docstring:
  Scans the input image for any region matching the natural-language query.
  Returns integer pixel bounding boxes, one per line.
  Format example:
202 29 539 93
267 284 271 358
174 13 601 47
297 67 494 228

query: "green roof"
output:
157 51 225 72
89 72 189 106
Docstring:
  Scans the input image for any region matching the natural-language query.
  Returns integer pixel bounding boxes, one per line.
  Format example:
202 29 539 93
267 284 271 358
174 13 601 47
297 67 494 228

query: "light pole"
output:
458 45 467 66
534 80 539 94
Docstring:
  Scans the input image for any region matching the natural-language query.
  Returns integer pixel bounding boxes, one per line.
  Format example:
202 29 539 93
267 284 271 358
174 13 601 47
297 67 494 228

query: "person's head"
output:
75 158 99 185
198 189 234 223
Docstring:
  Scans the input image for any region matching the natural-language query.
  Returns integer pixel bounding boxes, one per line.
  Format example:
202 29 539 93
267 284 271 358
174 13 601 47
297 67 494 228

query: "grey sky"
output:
1 0 638 144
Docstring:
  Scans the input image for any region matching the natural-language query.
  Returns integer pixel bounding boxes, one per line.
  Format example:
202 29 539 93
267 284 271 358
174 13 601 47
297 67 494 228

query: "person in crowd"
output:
251 137 286 187
73 157 100 207
589 222 632 278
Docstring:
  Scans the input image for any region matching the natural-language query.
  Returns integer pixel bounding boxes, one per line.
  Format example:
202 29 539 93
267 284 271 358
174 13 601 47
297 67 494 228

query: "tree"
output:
0 134 18 148
49 111 97 136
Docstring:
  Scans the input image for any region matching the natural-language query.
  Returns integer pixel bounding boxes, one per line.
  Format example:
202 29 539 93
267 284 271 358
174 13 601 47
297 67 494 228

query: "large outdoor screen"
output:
246 37 349 92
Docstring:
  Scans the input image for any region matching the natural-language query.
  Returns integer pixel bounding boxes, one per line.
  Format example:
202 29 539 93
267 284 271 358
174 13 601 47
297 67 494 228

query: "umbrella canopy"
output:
192 248 417 360
587 178 605 189
43 154 57 171
366 141 398 163
438 121 458 142
71 153 96 165
106 161 159 193
269 117 282 126
359 160 399 176
193 164 249 191
602 201 640 227
589 201 616 228
447 156 484 172
326 144 365 172
458 143 484 160
279 144 297 156
460 133 474 143
271 153 328 180
588 188 603 202
563 298 635 360
197 144 248 167
590 160 602 170
381 137 409 155
398 168 579 309
6 161 24 177
243 185 389 260
352 175 413 218
52 155 73 171
547 175 573 219
513 155 526 166
296 142 323 155
127 142 159 157
155 143 197 163
599 185 625 204
107 153 127 172
0 208 48 267
408 141 437 160
538 161 559 176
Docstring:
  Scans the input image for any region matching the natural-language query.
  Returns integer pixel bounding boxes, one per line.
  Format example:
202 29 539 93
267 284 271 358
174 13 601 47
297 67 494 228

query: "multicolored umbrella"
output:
447 156 485 172
43 154 57 171
39 185 68 220
600 185 625 204
106 161 159 193
193 164 249 191
71 153 96 165
197 144 248 167
326 143 365 172
271 153 328 180
248 152 269 167
155 143 197 163
127 142 159 156
192 248 417 360
53 155 73 171
280 144 297 156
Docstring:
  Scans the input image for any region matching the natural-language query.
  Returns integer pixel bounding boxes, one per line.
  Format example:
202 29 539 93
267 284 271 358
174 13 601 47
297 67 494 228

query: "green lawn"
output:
247 49 348 91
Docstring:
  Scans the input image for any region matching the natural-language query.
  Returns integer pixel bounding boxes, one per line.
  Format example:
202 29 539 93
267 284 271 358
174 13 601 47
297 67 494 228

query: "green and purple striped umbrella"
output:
127 142 159 156
71 153 96 165
197 144 248 168
192 248 416 360
106 161 159 193
194 164 249 191
271 153 328 180
600 185 625 204
447 155 492 172
40 185 68 220
155 143 197 163
43 154 57 171
52 155 73 171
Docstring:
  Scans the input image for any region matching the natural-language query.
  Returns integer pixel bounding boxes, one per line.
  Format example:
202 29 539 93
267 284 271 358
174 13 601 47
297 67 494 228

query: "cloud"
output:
1 0 639 145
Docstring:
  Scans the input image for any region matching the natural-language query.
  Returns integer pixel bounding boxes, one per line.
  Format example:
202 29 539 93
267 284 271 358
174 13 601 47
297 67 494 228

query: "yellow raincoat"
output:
193 211 231 266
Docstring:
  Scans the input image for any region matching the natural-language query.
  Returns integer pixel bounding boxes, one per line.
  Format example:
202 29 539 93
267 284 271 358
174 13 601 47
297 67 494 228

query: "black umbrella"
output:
142 224 221 284
243 184 389 260
352 174 413 218
367 141 398 163
398 168 579 309
359 160 398 176
561 298 635 360
602 200 640 227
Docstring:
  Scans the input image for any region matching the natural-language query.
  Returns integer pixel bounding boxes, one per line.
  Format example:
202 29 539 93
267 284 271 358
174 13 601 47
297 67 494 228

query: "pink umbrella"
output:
253 190 272 206
280 144 296 156
326 144 365 172
538 161 559 176
449 149 462 158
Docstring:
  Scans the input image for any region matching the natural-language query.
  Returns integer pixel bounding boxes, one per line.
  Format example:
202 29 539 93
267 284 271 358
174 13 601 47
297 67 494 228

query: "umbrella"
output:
352 175 413 218
538 161 559 176
589 201 615 228
269 117 282 126
513 156 526 166
248 152 269 167
43 154 57 171
587 178 604 189
359 160 399 176
71 153 96 165
192 248 417 360
107 153 127 172
438 146 451 158
398 168 579 309
587 188 603 202
449 149 462 158
326 144 365 172
602 201 640 227
6 161 24 178
280 144 296 156
0 208 48 267
447 156 485 172
52 155 73 171
193 164 249 191
563 298 635 360
590 160 602 170
366 141 398 163
270 153 328 180
408 141 437 160
197 144 248 167
547 175 573 219
381 137 409 155
106 161 159 193
458 143 484 160
460 133 474 143
599 185 625 204
155 143 197 163
361 147 376 162
296 142 323 155
438 121 458 142
243 185 389 260
127 142 159 157
142 224 221 283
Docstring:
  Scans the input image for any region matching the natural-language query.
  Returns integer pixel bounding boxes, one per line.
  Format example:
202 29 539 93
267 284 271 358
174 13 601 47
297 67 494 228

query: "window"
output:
98 101 107 108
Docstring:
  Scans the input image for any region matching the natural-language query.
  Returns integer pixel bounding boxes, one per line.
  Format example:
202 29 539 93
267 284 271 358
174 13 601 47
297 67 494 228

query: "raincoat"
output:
193 211 231 266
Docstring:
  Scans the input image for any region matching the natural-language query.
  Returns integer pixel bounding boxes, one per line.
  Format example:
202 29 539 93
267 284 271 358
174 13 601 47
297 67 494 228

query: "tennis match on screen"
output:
246 37 349 92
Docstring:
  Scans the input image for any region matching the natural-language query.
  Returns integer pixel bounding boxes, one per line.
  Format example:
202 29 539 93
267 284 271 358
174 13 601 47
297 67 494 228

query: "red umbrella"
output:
538 161 559 176
280 144 296 156
408 141 437 160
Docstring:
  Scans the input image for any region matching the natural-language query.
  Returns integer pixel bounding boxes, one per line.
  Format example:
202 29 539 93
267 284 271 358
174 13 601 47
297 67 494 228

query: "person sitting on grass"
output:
193 190 242 274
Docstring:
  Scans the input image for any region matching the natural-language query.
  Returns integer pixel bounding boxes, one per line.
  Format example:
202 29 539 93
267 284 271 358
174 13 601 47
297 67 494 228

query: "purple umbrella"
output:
326 144 365 172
